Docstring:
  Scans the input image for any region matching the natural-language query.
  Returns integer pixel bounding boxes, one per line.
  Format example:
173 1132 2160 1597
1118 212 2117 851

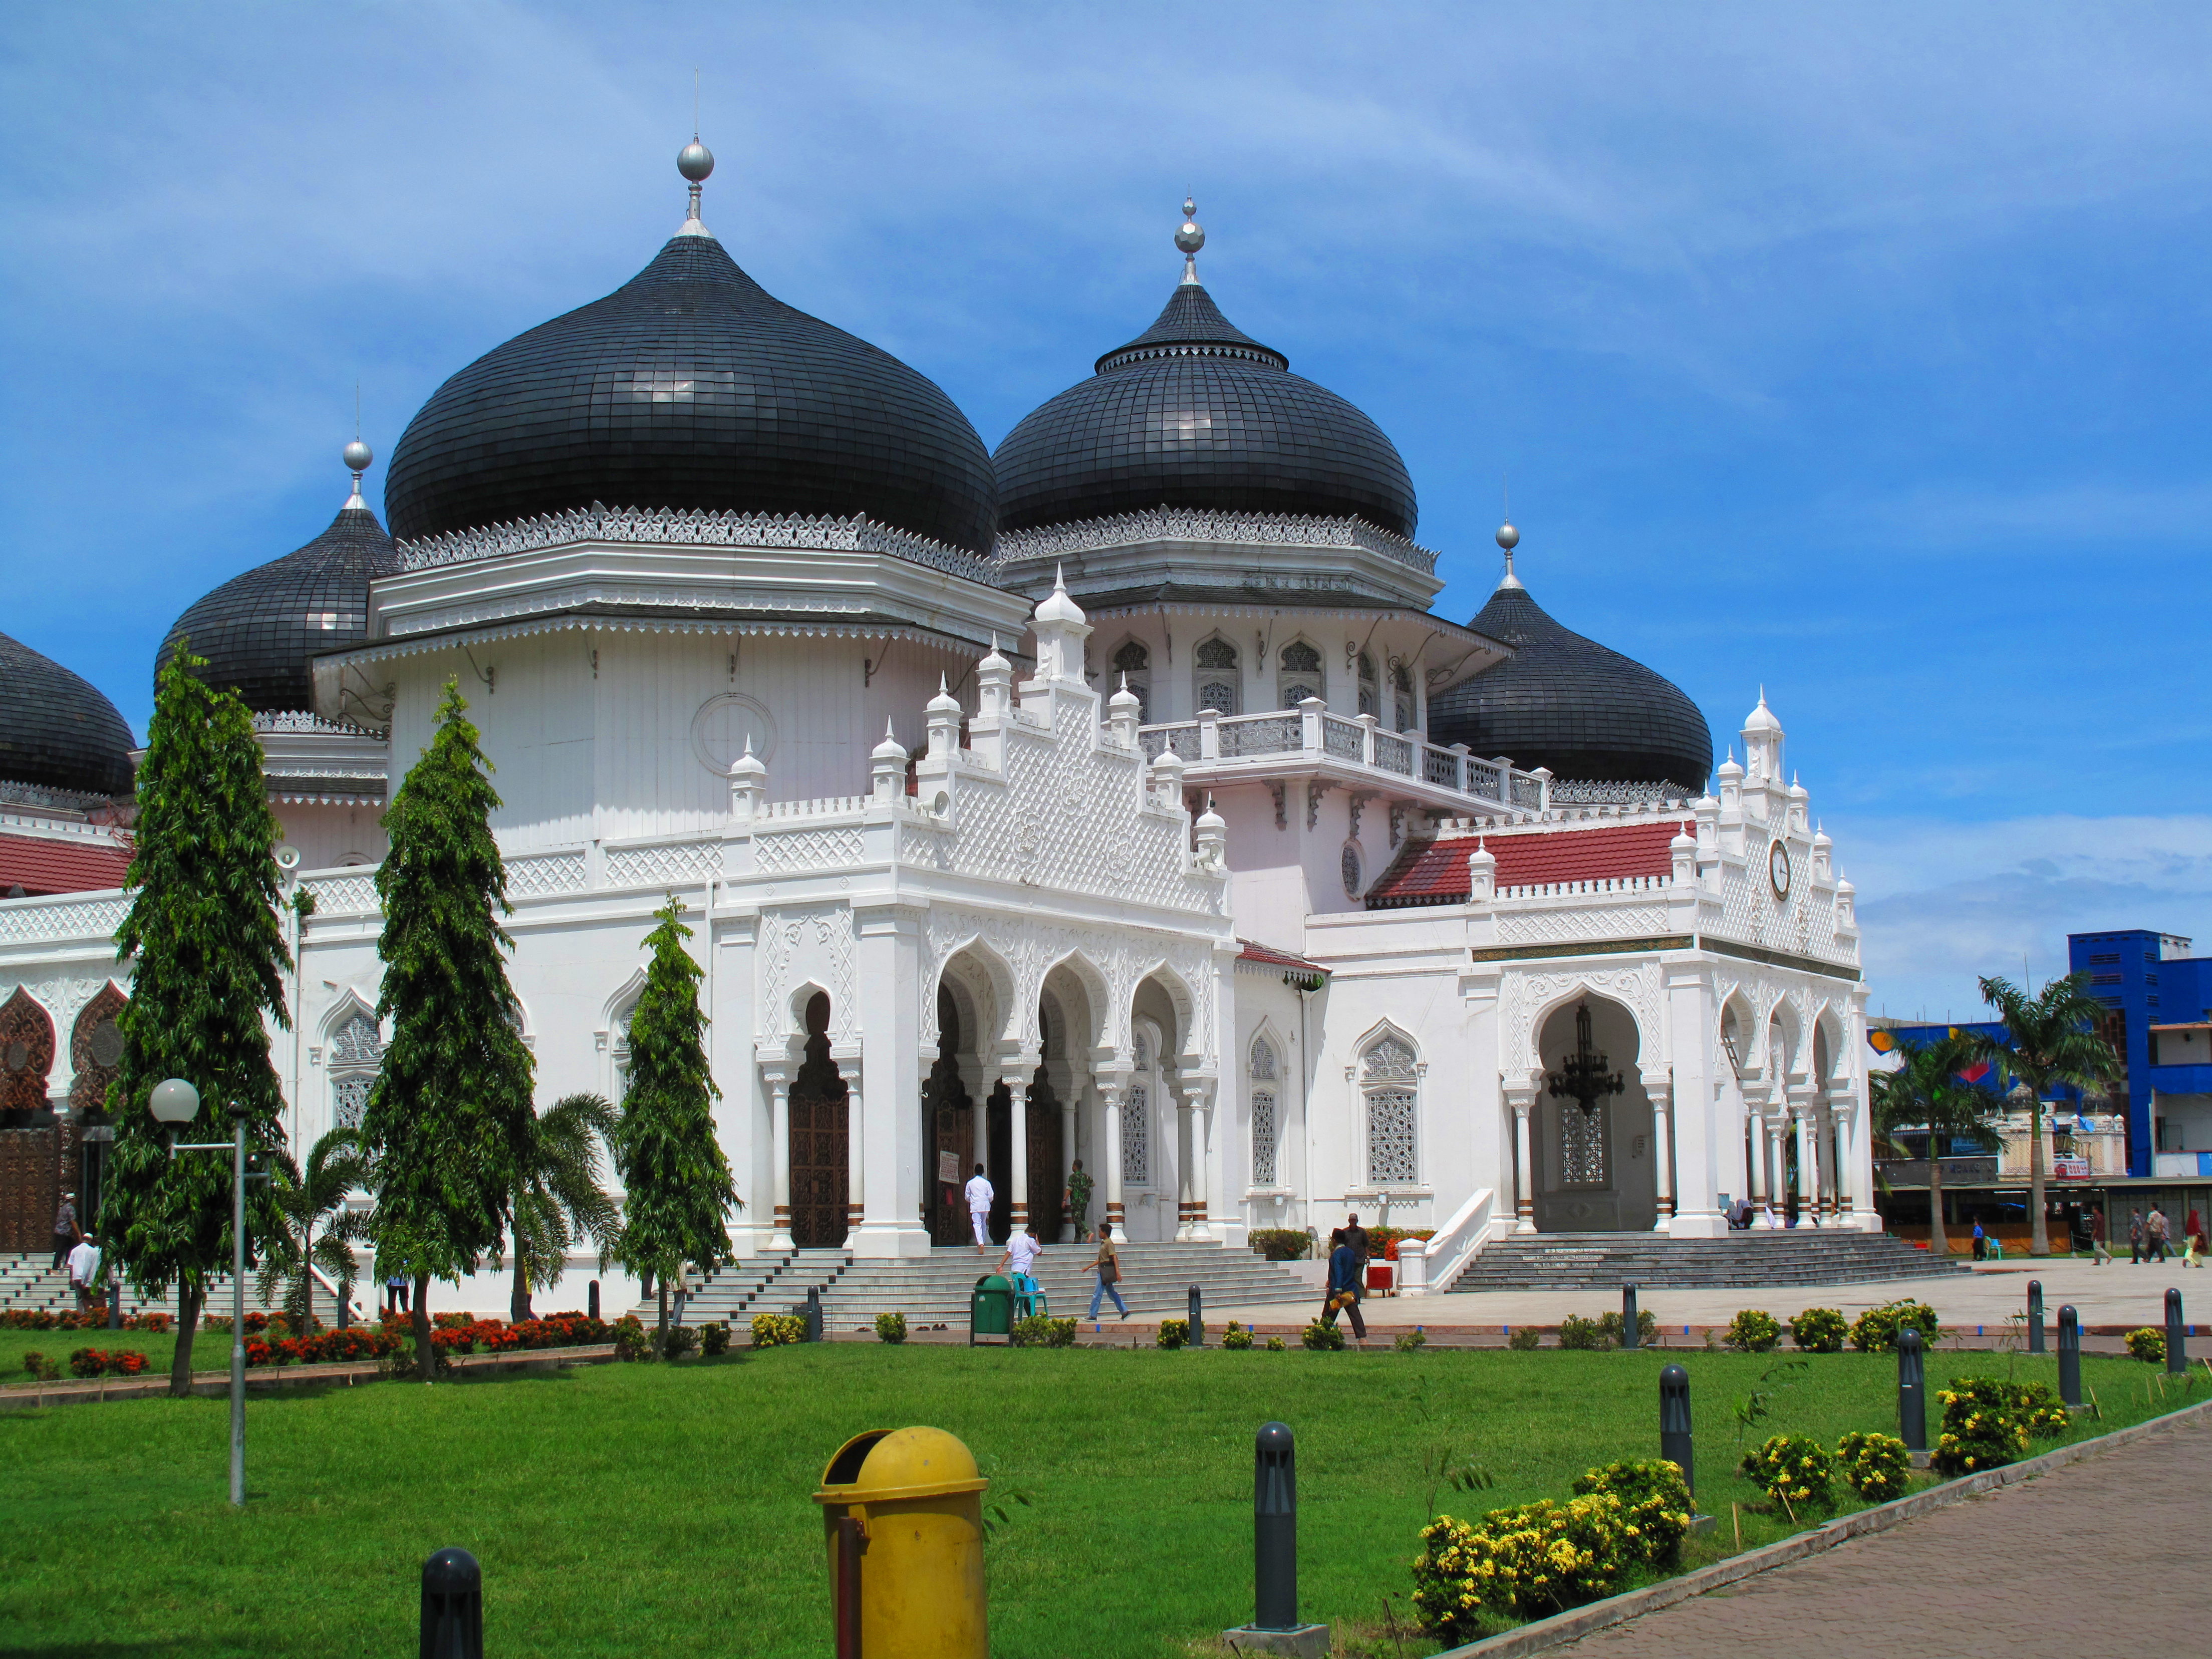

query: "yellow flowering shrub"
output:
1932 1376 2056 1474
749 1312 806 1347
1569 1459 1694 1564
1412 1494 1632 1638
1835 1431 1910 1501
1738 1433 1834 1509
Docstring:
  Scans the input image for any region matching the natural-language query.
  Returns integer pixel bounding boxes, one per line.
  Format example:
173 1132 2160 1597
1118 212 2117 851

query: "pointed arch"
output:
1278 636 1327 710
1353 1019 1423 1189
1041 949 1112 1055
69 982 129 1117
1246 1017 1289 1189
0 987 57 1116
1130 959 1202 1068
935 938 1020 1052
1522 981 1654 1076
1193 632 1241 716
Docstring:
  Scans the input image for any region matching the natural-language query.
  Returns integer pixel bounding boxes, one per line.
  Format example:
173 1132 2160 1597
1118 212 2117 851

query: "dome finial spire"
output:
1175 195 1205 286
677 111 716 239
1495 519 1522 590
342 414 374 511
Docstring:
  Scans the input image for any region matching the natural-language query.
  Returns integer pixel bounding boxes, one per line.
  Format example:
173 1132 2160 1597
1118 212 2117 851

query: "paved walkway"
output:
1551 1413 2211 1657
1207 1257 2207 1333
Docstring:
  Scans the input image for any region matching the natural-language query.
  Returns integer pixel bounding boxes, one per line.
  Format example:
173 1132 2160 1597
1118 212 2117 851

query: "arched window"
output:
1250 1035 1280 1187
1356 650 1377 717
330 1013 382 1129
1393 662 1416 732
1361 1034 1420 1187
1194 638 1240 716
1125 1028 1156 1186
1278 640 1324 710
610 1007 635 1099
1112 639 1152 723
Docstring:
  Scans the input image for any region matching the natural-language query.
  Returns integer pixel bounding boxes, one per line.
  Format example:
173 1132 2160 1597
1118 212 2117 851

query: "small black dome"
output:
0 632 136 797
160 504 401 715
994 281 1416 536
384 235 999 556
1429 579 1712 792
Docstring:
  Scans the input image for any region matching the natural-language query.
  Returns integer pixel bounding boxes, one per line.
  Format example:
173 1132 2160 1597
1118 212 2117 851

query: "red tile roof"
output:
1365 820 1682 910
1236 938 1329 976
0 832 133 898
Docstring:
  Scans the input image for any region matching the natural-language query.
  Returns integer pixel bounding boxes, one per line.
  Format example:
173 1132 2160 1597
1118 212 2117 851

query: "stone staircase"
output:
1446 1230 1972 1293
643 1241 1313 1330
0 1252 357 1323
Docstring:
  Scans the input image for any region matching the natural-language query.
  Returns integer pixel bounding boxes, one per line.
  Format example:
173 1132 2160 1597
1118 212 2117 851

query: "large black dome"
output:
0 632 136 798
384 234 999 555
994 280 1416 536
1429 578 1713 792
161 500 401 715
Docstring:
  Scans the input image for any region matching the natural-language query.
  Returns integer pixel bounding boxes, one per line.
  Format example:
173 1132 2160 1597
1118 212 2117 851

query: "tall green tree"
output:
500 1092 621 1323
1869 1032 2005 1260
1971 972 2121 1257
257 1126 372 1331
101 644 292 1396
361 680 535 1379
613 897 738 1341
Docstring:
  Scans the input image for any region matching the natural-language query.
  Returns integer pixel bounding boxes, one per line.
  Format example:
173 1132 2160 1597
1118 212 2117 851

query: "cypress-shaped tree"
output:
614 896 738 1340
361 680 535 1379
102 644 292 1396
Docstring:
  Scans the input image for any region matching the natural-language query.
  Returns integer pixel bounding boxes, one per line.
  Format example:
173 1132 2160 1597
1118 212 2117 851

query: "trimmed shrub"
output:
1155 1318 1190 1350
1221 1321 1253 1350
1569 1459 1694 1565
1933 1377 2036 1475
2126 1327 2166 1364
21 1351 60 1382
698 1320 730 1356
1015 1315 1076 1347
1790 1307 1848 1353
1265 1336 1287 1351
1596 1309 1659 1347
748 1312 806 1349
1395 1329 1429 1352
1507 1326 1541 1351
1302 1320 1344 1351
615 1315 655 1360
1248 1228 1313 1262
1835 1431 1910 1502
874 1312 908 1345
67 1348 108 1379
1849 1299 1941 1353
1739 1434 1834 1510
1413 1494 1635 1636
660 1324 699 1359
1557 1315 1609 1351
1724 1310 1783 1353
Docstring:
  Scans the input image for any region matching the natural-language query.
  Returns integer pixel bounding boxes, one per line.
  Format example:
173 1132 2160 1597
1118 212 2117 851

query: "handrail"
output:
1398 1186 1494 1294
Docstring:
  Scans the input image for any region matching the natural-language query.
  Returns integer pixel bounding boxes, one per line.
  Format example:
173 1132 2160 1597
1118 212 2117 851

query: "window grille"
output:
1123 1082 1151 1186
1250 1037 1277 1080
1366 1089 1417 1185
330 1013 382 1129
1252 1089 1278 1185
1560 1100 1608 1185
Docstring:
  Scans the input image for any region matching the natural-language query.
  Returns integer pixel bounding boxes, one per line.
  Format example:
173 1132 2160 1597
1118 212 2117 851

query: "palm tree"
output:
256 1127 372 1331
499 1092 621 1323
1971 973 2122 1257
1870 1033 2006 1260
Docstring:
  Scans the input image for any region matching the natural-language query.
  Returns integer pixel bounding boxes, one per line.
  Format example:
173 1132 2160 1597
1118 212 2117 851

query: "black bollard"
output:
1621 1283 1640 1350
420 1547 483 1659
804 1284 824 1343
1254 1422 1297 1630
2165 1287 2186 1375
1658 1363 1693 1500
2027 1279 2044 1354
1897 1327 1926 1453
1189 1284 1205 1348
107 1279 121 1331
588 1279 600 1322
2058 1305 2082 1407
337 1292 349 1331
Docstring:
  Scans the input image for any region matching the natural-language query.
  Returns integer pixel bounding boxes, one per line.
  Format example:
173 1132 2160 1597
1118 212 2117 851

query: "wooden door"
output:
788 1025 850 1250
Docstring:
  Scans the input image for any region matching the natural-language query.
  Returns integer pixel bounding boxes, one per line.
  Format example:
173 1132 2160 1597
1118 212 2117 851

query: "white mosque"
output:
0 148 1889 1311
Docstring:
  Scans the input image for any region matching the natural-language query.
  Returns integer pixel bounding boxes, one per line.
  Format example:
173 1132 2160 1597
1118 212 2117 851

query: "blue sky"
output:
5 4 2210 1020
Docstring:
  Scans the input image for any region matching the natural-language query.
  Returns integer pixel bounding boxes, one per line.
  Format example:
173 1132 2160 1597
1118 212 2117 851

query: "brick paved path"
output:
1557 1414 2210 1657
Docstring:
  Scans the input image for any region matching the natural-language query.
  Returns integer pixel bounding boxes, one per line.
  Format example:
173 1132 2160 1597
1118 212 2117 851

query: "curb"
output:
1435 1394 2212 1658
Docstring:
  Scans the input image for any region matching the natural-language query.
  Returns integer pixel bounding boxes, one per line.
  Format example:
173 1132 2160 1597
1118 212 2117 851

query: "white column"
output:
1511 1094 1537 1233
1746 1103 1770 1226
1061 1093 1078 1236
844 1062 865 1236
1796 1105 1817 1226
765 1066 795 1251
1189 1084 1215 1241
1100 1081 1127 1232
1764 1115 1789 1229
1005 1066 1032 1232
1645 1072 1675 1227
1831 1097 1857 1220
1174 1098 1195 1239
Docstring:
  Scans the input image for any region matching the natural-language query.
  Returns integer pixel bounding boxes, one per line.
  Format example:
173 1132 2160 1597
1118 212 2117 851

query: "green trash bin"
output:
970 1275 1015 1346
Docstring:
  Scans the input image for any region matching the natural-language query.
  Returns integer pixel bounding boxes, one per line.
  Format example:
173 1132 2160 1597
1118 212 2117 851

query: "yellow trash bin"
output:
814 1426 989 1658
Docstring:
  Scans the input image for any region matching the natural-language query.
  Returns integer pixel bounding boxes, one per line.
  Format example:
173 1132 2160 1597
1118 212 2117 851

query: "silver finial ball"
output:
1496 522 1519 551
1175 196 1205 255
343 439 374 473
678 141 714 183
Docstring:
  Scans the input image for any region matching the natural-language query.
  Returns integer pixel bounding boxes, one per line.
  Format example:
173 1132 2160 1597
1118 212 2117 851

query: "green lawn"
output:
0 1341 2192 1658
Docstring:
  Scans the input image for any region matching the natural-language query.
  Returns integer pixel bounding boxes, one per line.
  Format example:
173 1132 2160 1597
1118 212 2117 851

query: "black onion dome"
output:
1428 581 1713 792
383 235 998 555
0 632 136 797
994 281 1416 536
159 504 401 715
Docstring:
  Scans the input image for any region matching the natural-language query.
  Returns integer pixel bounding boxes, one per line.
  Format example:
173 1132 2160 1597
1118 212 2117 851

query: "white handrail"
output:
1398 1186 1494 1295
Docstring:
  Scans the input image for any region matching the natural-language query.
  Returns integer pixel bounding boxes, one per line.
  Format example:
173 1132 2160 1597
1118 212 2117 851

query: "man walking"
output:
2089 1207 2111 1266
2145 1204 2170 1264
2128 1208 2144 1264
965 1163 995 1249
66 1231 101 1315
50 1191 80 1273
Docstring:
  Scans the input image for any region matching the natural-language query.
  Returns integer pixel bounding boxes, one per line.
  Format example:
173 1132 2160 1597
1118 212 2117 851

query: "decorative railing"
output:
1397 1186 1495 1294
993 505 1440 577
396 504 1000 587
0 892 131 947
1546 778 1688 806
1494 875 1669 901
1136 707 1550 810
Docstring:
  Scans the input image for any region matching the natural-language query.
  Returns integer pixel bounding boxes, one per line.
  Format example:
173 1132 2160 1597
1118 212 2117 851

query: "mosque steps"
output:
1446 1230 1971 1293
0 1253 355 1324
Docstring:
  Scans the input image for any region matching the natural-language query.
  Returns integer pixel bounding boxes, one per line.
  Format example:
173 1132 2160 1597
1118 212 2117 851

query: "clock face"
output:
1769 840 1792 899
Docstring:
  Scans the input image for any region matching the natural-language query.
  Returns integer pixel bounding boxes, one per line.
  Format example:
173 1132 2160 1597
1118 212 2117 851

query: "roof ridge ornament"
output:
1176 195 1204 286
677 129 715 239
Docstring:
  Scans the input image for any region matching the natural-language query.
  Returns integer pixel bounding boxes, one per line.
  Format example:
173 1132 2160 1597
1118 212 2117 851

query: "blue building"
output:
2069 928 2212 1177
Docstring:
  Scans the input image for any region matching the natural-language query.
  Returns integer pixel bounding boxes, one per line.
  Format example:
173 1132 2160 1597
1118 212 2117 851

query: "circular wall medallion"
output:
1768 839 1792 900
5 1041 28 1072
89 1019 124 1067
689 693 777 774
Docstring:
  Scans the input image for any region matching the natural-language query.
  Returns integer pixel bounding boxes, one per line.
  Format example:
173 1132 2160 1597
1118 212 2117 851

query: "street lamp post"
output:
151 1077 264 1509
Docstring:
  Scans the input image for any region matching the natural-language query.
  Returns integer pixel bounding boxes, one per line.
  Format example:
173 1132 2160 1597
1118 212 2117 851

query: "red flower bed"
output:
509 1313 610 1349
64 1348 149 1377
